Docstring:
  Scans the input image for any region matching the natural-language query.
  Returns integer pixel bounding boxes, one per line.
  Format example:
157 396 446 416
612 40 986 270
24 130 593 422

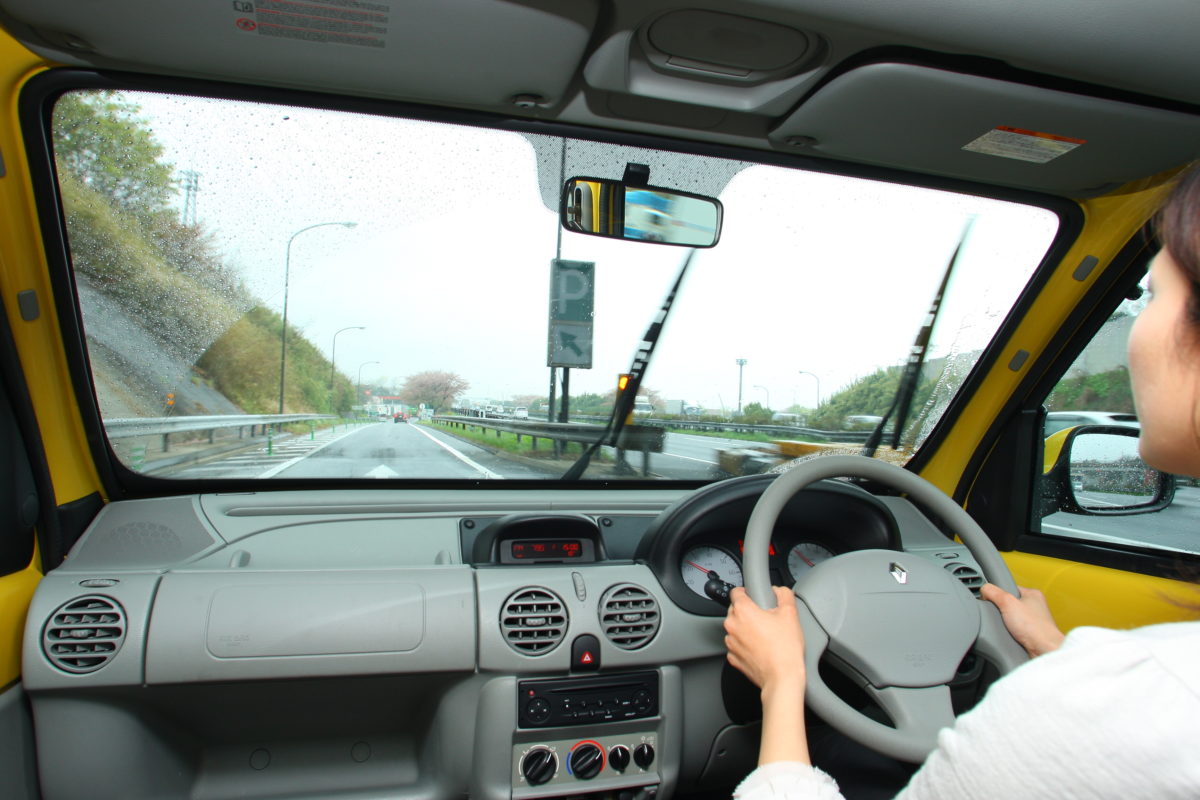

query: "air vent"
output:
599 583 660 650
946 563 984 595
42 596 127 674
501 587 567 655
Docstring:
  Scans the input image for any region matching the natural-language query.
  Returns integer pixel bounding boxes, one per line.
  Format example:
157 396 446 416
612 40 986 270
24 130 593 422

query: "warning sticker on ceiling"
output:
232 0 390 49
962 126 1085 164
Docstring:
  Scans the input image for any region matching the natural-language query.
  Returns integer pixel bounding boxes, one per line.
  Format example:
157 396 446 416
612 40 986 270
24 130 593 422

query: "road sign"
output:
548 259 594 368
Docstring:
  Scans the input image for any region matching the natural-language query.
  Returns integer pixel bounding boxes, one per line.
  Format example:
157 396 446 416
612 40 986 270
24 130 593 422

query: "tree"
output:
52 91 176 216
399 371 469 412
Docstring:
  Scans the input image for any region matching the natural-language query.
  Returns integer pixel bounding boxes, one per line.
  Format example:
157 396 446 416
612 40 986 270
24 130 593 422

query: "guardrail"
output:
105 413 338 453
432 415 665 475
479 411 874 443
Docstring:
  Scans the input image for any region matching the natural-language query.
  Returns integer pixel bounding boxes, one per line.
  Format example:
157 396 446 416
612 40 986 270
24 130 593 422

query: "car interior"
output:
0 2 1198 799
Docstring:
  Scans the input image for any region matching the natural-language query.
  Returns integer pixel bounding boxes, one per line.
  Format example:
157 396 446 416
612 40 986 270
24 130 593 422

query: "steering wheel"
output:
743 455 1028 763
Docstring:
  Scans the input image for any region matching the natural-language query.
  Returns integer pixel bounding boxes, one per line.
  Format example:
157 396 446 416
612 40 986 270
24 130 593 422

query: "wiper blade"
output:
862 220 973 458
562 248 697 480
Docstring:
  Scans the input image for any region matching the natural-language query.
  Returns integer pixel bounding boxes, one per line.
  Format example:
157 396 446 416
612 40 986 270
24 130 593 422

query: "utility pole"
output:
736 358 747 413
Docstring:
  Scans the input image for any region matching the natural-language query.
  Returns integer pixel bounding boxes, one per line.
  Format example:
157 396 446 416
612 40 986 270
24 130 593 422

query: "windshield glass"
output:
53 89 1059 481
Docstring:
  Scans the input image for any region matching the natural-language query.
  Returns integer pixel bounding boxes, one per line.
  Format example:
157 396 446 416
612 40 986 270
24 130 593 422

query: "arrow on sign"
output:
560 331 583 357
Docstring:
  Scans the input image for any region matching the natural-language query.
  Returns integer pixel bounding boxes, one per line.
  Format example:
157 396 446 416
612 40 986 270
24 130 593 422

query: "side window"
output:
1037 278 1198 557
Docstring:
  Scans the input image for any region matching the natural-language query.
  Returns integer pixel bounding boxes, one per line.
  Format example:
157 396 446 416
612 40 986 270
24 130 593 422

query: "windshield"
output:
53 89 1059 481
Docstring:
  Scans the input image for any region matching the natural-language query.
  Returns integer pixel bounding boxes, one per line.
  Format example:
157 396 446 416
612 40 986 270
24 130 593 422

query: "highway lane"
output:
171 421 559 480
275 421 558 479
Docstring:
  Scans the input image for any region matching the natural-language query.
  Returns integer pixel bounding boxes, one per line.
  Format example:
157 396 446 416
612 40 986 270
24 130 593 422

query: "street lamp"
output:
753 384 770 410
278 221 357 413
357 360 380 408
329 325 366 390
798 370 821 408
736 358 747 413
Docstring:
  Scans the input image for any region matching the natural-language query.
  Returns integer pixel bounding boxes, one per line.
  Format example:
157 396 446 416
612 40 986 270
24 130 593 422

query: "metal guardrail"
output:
432 415 665 475
105 413 339 457
513 412 873 443
105 413 336 439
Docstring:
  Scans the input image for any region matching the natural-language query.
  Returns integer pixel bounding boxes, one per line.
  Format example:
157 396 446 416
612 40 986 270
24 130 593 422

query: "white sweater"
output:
733 621 1200 799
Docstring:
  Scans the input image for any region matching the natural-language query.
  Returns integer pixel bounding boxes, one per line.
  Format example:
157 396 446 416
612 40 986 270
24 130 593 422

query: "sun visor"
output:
770 62 1200 196
0 0 598 110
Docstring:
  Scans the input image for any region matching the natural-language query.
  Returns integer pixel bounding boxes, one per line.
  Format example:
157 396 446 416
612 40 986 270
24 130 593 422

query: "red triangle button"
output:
581 651 594 664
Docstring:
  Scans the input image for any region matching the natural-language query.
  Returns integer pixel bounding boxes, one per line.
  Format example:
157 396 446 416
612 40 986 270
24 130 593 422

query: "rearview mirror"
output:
561 177 722 247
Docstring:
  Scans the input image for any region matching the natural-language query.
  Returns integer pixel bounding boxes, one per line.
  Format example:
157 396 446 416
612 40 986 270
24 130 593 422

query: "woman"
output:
724 166 1200 798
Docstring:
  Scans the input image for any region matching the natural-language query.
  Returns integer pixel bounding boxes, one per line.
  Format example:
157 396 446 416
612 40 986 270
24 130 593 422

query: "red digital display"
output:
737 538 776 556
510 539 583 560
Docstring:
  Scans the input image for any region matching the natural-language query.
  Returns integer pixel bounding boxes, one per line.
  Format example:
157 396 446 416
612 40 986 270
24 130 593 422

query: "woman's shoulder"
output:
1057 619 1200 692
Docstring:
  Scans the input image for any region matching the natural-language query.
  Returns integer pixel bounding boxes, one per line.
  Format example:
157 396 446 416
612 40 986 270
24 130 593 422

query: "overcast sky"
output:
127 90 1059 412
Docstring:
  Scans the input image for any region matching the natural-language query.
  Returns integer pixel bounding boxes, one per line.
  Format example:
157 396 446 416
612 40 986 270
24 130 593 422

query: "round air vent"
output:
42 595 127 674
946 563 984 595
599 583 660 650
501 587 567 655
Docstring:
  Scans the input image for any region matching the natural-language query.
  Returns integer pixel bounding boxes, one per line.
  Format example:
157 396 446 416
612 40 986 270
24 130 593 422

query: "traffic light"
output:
617 373 630 392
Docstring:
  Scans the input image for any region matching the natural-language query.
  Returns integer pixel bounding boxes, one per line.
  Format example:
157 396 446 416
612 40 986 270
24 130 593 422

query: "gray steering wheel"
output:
743 455 1028 763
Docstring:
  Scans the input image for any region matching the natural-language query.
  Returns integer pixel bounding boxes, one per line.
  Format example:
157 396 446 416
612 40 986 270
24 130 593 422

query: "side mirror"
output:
560 177 722 247
1041 425 1175 516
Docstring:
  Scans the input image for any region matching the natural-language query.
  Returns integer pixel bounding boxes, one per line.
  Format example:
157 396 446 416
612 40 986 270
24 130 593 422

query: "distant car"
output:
1045 411 1138 436
513 406 529 419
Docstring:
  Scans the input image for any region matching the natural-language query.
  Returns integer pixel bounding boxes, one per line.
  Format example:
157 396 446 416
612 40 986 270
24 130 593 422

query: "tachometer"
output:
681 545 743 598
787 542 835 578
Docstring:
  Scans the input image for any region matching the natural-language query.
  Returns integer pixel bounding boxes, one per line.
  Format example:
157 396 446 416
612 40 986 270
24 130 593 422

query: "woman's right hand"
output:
724 585 806 695
980 583 1065 658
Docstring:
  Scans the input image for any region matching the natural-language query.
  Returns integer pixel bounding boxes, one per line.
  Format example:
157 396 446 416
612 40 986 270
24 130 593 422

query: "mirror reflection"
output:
562 178 721 247
1070 432 1161 509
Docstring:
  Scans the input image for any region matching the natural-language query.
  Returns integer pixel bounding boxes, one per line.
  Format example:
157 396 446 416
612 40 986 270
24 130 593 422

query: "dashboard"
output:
22 476 988 800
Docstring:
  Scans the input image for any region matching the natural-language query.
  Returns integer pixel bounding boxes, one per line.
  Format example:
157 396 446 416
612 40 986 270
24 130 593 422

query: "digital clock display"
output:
510 539 583 560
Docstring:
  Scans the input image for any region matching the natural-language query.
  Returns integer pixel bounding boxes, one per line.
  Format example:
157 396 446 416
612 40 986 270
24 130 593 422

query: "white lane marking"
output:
258 425 365 478
365 464 400 478
410 423 503 479
660 451 718 465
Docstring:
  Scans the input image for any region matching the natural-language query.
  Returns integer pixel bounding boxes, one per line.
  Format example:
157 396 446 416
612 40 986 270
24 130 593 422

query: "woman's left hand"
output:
724 585 807 696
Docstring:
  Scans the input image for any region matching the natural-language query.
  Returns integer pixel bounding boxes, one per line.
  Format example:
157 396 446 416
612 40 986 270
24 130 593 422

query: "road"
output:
171 421 559 480
171 424 738 481
1043 485 1200 555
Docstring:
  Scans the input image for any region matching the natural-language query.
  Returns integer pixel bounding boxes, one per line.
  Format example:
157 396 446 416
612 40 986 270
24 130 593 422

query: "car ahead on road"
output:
0 3 1198 800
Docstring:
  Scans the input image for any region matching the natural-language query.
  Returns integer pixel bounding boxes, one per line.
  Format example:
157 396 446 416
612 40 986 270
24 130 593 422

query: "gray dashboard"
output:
21 483 985 800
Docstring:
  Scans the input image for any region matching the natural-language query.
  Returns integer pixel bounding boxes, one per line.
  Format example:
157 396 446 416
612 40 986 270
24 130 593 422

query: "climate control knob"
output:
609 745 631 772
520 747 558 786
633 742 655 770
569 743 604 780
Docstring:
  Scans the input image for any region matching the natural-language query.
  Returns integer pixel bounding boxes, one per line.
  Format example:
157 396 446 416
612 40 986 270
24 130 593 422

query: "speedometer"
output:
787 542 835 578
681 545 743 598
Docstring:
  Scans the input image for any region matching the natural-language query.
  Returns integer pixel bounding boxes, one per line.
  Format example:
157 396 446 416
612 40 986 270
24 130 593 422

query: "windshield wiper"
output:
562 248 697 480
862 221 972 458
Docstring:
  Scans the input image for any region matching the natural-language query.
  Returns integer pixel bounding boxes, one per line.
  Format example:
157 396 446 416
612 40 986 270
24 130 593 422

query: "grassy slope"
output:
61 173 355 414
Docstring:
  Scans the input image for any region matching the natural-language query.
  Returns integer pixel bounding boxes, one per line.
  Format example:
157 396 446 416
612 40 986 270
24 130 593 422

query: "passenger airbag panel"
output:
147 568 475 683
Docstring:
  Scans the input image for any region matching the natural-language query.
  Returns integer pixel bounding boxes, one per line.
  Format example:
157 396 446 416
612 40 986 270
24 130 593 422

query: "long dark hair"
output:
1157 165 1200 327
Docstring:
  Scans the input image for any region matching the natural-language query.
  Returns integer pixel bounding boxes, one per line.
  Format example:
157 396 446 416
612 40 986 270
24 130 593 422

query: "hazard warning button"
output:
571 634 601 672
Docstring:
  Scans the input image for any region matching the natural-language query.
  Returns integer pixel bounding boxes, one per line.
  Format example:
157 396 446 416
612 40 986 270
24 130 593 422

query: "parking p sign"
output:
548 259 594 368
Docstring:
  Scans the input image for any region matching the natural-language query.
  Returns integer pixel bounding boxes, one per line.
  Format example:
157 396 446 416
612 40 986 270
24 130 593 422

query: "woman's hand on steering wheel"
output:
724 585 807 695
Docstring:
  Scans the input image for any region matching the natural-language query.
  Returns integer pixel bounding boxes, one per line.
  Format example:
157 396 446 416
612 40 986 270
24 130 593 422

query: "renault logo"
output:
889 563 908 584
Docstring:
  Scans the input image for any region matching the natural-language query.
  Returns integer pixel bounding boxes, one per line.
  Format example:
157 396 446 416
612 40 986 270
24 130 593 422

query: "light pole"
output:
798 370 821 408
736 358 747 413
278 221 357 413
329 325 365 391
357 360 380 411
753 384 770 410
